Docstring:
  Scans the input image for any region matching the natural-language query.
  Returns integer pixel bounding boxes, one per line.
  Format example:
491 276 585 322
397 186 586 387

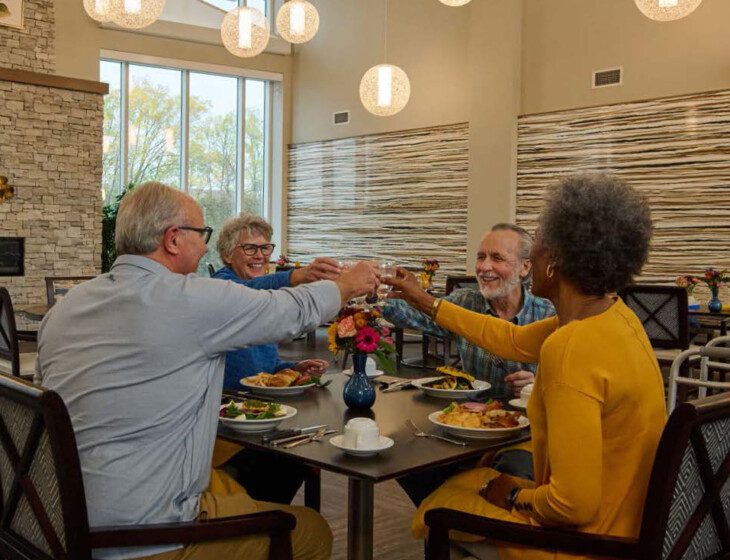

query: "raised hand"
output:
335 261 380 306
387 267 435 315
290 257 341 285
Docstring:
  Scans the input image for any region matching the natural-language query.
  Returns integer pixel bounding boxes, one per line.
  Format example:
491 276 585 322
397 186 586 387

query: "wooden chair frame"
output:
0 288 36 379
424 393 730 560
0 375 295 560
43 277 95 307
619 285 689 350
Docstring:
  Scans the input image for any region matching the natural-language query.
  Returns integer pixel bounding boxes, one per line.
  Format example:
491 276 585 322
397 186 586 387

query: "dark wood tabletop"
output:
218 374 529 483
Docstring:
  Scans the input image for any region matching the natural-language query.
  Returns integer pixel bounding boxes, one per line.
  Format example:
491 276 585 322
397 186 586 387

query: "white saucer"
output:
329 434 394 456
342 368 384 379
508 398 527 411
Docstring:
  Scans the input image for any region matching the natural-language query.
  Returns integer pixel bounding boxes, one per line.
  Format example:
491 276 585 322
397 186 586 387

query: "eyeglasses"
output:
179 226 213 245
239 243 276 256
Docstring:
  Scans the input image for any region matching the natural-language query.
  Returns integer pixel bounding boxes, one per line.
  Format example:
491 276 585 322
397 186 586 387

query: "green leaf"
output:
373 350 397 375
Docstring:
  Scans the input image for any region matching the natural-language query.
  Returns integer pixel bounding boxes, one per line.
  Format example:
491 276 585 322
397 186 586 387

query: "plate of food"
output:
241 369 320 396
411 366 490 399
218 399 297 433
428 401 529 440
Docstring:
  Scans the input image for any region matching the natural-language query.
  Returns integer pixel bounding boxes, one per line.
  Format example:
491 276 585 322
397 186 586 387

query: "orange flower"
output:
354 313 368 329
337 316 357 338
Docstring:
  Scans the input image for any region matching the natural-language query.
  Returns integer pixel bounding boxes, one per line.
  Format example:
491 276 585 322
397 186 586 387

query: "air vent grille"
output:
593 67 622 88
333 111 349 125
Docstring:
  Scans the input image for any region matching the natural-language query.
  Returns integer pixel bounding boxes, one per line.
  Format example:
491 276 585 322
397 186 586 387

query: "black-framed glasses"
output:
179 226 213 245
239 243 276 256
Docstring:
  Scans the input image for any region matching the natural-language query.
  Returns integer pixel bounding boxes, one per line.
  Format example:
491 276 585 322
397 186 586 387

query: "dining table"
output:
688 305 730 336
217 373 530 560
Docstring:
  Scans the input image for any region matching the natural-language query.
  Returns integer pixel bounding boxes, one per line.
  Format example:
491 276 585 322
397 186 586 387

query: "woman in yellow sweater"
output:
390 173 666 560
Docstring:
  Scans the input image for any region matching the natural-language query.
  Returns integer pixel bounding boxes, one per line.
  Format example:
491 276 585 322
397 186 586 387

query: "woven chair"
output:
0 288 36 379
44 276 95 307
667 338 730 412
425 391 730 559
0 374 296 560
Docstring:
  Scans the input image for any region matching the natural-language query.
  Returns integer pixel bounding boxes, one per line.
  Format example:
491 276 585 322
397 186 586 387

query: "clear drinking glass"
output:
377 260 396 305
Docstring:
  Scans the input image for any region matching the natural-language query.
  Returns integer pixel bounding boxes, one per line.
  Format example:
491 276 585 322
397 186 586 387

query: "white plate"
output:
411 377 491 400
508 399 527 411
428 411 529 440
241 378 317 396
218 404 297 433
342 368 384 379
329 434 394 456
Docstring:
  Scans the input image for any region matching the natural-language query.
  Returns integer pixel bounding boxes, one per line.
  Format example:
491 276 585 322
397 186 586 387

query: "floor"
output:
280 328 430 560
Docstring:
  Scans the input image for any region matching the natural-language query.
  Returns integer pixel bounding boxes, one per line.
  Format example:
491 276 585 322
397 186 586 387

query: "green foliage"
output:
101 183 134 273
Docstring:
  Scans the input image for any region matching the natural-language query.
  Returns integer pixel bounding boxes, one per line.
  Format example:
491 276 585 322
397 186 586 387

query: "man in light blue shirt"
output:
35 182 377 560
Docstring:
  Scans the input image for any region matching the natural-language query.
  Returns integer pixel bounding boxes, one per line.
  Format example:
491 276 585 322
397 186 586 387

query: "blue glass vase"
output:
709 287 722 313
343 353 376 409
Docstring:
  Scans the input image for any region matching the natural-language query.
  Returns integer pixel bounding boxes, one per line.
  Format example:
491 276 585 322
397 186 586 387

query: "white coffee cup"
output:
520 383 534 407
342 418 380 449
365 357 377 376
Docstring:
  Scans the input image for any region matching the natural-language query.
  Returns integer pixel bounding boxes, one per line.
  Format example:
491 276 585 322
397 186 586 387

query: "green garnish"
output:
224 402 241 418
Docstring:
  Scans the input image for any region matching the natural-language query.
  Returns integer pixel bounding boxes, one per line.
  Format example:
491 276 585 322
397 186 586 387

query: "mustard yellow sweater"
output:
413 298 666 560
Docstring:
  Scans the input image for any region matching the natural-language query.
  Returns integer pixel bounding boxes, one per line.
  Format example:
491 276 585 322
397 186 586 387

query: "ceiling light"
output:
83 0 114 22
439 0 472 6
221 5 270 58
360 64 410 117
634 0 702 21
109 0 165 28
276 0 319 44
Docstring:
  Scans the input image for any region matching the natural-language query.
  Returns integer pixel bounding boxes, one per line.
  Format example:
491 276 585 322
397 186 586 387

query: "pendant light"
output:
83 0 114 22
439 0 472 6
221 2 270 58
359 0 410 117
276 0 319 44
634 0 702 21
109 0 165 28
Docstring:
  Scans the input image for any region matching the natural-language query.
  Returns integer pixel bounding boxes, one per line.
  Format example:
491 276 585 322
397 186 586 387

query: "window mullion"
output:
120 62 129 190
181 70 190 192
236 78 246 214
264 81 273 221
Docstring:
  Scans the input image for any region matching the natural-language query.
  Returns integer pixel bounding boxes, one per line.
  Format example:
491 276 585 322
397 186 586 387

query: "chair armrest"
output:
89 510 296 548
425 509 638 559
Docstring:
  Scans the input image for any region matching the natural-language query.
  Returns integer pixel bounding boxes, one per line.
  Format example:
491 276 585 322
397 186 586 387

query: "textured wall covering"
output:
517 89 730 296
0 0 55 73
287 123 469 286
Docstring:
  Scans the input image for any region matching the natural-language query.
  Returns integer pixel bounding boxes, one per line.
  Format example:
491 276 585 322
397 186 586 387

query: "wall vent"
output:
333 110 350 125
592 67 622 88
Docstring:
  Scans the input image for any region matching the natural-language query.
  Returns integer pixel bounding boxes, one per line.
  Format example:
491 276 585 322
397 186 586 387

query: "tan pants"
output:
137 468 332 560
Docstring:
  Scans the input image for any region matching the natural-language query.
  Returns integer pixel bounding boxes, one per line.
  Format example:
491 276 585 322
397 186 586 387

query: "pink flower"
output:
381 326 391 336
355 326 380 353
337 316 357 338
383 336 394 346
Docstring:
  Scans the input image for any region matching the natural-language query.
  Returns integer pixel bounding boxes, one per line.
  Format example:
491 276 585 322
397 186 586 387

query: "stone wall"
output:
0 80 102 319
0 0 55 73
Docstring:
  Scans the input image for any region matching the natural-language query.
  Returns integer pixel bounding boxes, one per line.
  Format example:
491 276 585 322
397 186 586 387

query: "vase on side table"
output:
708 287 722 313
343 353 376 409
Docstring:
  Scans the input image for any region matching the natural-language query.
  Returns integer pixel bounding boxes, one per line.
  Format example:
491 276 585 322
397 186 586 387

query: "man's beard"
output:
478 269 522 301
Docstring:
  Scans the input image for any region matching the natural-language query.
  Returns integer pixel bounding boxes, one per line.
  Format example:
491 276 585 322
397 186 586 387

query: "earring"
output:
546 263 555 279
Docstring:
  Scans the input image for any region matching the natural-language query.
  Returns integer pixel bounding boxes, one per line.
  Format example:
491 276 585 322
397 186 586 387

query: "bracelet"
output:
430 298 443 319
506 487 521 510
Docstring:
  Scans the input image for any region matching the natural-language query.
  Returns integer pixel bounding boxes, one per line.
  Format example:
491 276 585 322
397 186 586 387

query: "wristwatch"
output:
506 487 521 510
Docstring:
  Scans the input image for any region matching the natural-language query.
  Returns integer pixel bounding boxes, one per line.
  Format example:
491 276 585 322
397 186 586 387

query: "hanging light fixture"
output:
439 0 472 6
276 0 319 44
83 0 114 22
221 4 270 58
359 0 410 117
634 0 702 21
109 0 165 28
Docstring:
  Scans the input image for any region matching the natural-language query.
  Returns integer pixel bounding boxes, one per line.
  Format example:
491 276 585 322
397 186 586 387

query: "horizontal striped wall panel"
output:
287 123 469 287
517 89 730 288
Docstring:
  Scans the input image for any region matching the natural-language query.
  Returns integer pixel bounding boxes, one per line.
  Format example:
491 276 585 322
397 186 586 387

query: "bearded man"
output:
384 223 554 399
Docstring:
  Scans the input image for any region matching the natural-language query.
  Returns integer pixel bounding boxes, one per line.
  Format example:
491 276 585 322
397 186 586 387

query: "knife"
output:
381 380 412 393
262 424 329 444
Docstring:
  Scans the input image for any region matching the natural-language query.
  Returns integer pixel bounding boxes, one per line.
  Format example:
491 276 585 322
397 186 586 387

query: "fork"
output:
282 427 333 448
405 419 468 446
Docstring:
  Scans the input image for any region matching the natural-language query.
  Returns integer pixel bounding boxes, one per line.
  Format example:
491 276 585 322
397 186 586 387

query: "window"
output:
101 57 278 274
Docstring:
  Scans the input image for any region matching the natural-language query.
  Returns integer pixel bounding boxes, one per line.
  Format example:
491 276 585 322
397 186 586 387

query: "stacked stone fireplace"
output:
0 0 106 317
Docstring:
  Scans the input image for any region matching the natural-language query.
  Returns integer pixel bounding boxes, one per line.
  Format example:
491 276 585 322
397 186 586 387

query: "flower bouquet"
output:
328 306 396 374
419 258 440 290
675 275 699 294
276 254 290 267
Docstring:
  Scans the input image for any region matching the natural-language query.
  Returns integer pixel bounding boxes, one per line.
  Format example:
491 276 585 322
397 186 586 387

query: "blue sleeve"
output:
382 299 449 337
212 267 292 290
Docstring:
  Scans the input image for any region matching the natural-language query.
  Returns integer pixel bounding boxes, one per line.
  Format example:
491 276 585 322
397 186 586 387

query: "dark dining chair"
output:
0 373 296 560
0 288 36 379
424 391 730 560
44 276 95 307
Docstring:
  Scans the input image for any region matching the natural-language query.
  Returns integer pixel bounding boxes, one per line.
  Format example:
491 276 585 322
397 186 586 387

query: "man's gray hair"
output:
217 213 273 261
115 182 186 256
490 223 533 284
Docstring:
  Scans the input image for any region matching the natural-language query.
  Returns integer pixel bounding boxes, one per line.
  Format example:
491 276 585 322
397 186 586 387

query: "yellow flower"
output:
354 313 368 329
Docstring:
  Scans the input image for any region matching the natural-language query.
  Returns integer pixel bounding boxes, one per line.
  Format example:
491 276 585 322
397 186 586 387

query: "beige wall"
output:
522 0 730 115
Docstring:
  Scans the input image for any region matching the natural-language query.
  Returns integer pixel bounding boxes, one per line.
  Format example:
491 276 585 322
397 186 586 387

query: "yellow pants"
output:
138 468 332 560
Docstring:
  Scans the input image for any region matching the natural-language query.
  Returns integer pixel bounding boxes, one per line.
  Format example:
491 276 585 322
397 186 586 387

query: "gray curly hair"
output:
217 213 273 262
539 173 652 295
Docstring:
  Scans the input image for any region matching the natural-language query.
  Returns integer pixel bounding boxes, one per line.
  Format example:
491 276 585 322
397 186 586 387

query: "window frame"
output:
100 50 283 224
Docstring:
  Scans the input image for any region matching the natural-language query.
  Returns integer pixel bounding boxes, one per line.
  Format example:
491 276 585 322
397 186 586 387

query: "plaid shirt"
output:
383 286 555 399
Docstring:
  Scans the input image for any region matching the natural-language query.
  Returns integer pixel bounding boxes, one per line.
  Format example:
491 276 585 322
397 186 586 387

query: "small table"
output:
688 306 730 336
218 375 529 560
